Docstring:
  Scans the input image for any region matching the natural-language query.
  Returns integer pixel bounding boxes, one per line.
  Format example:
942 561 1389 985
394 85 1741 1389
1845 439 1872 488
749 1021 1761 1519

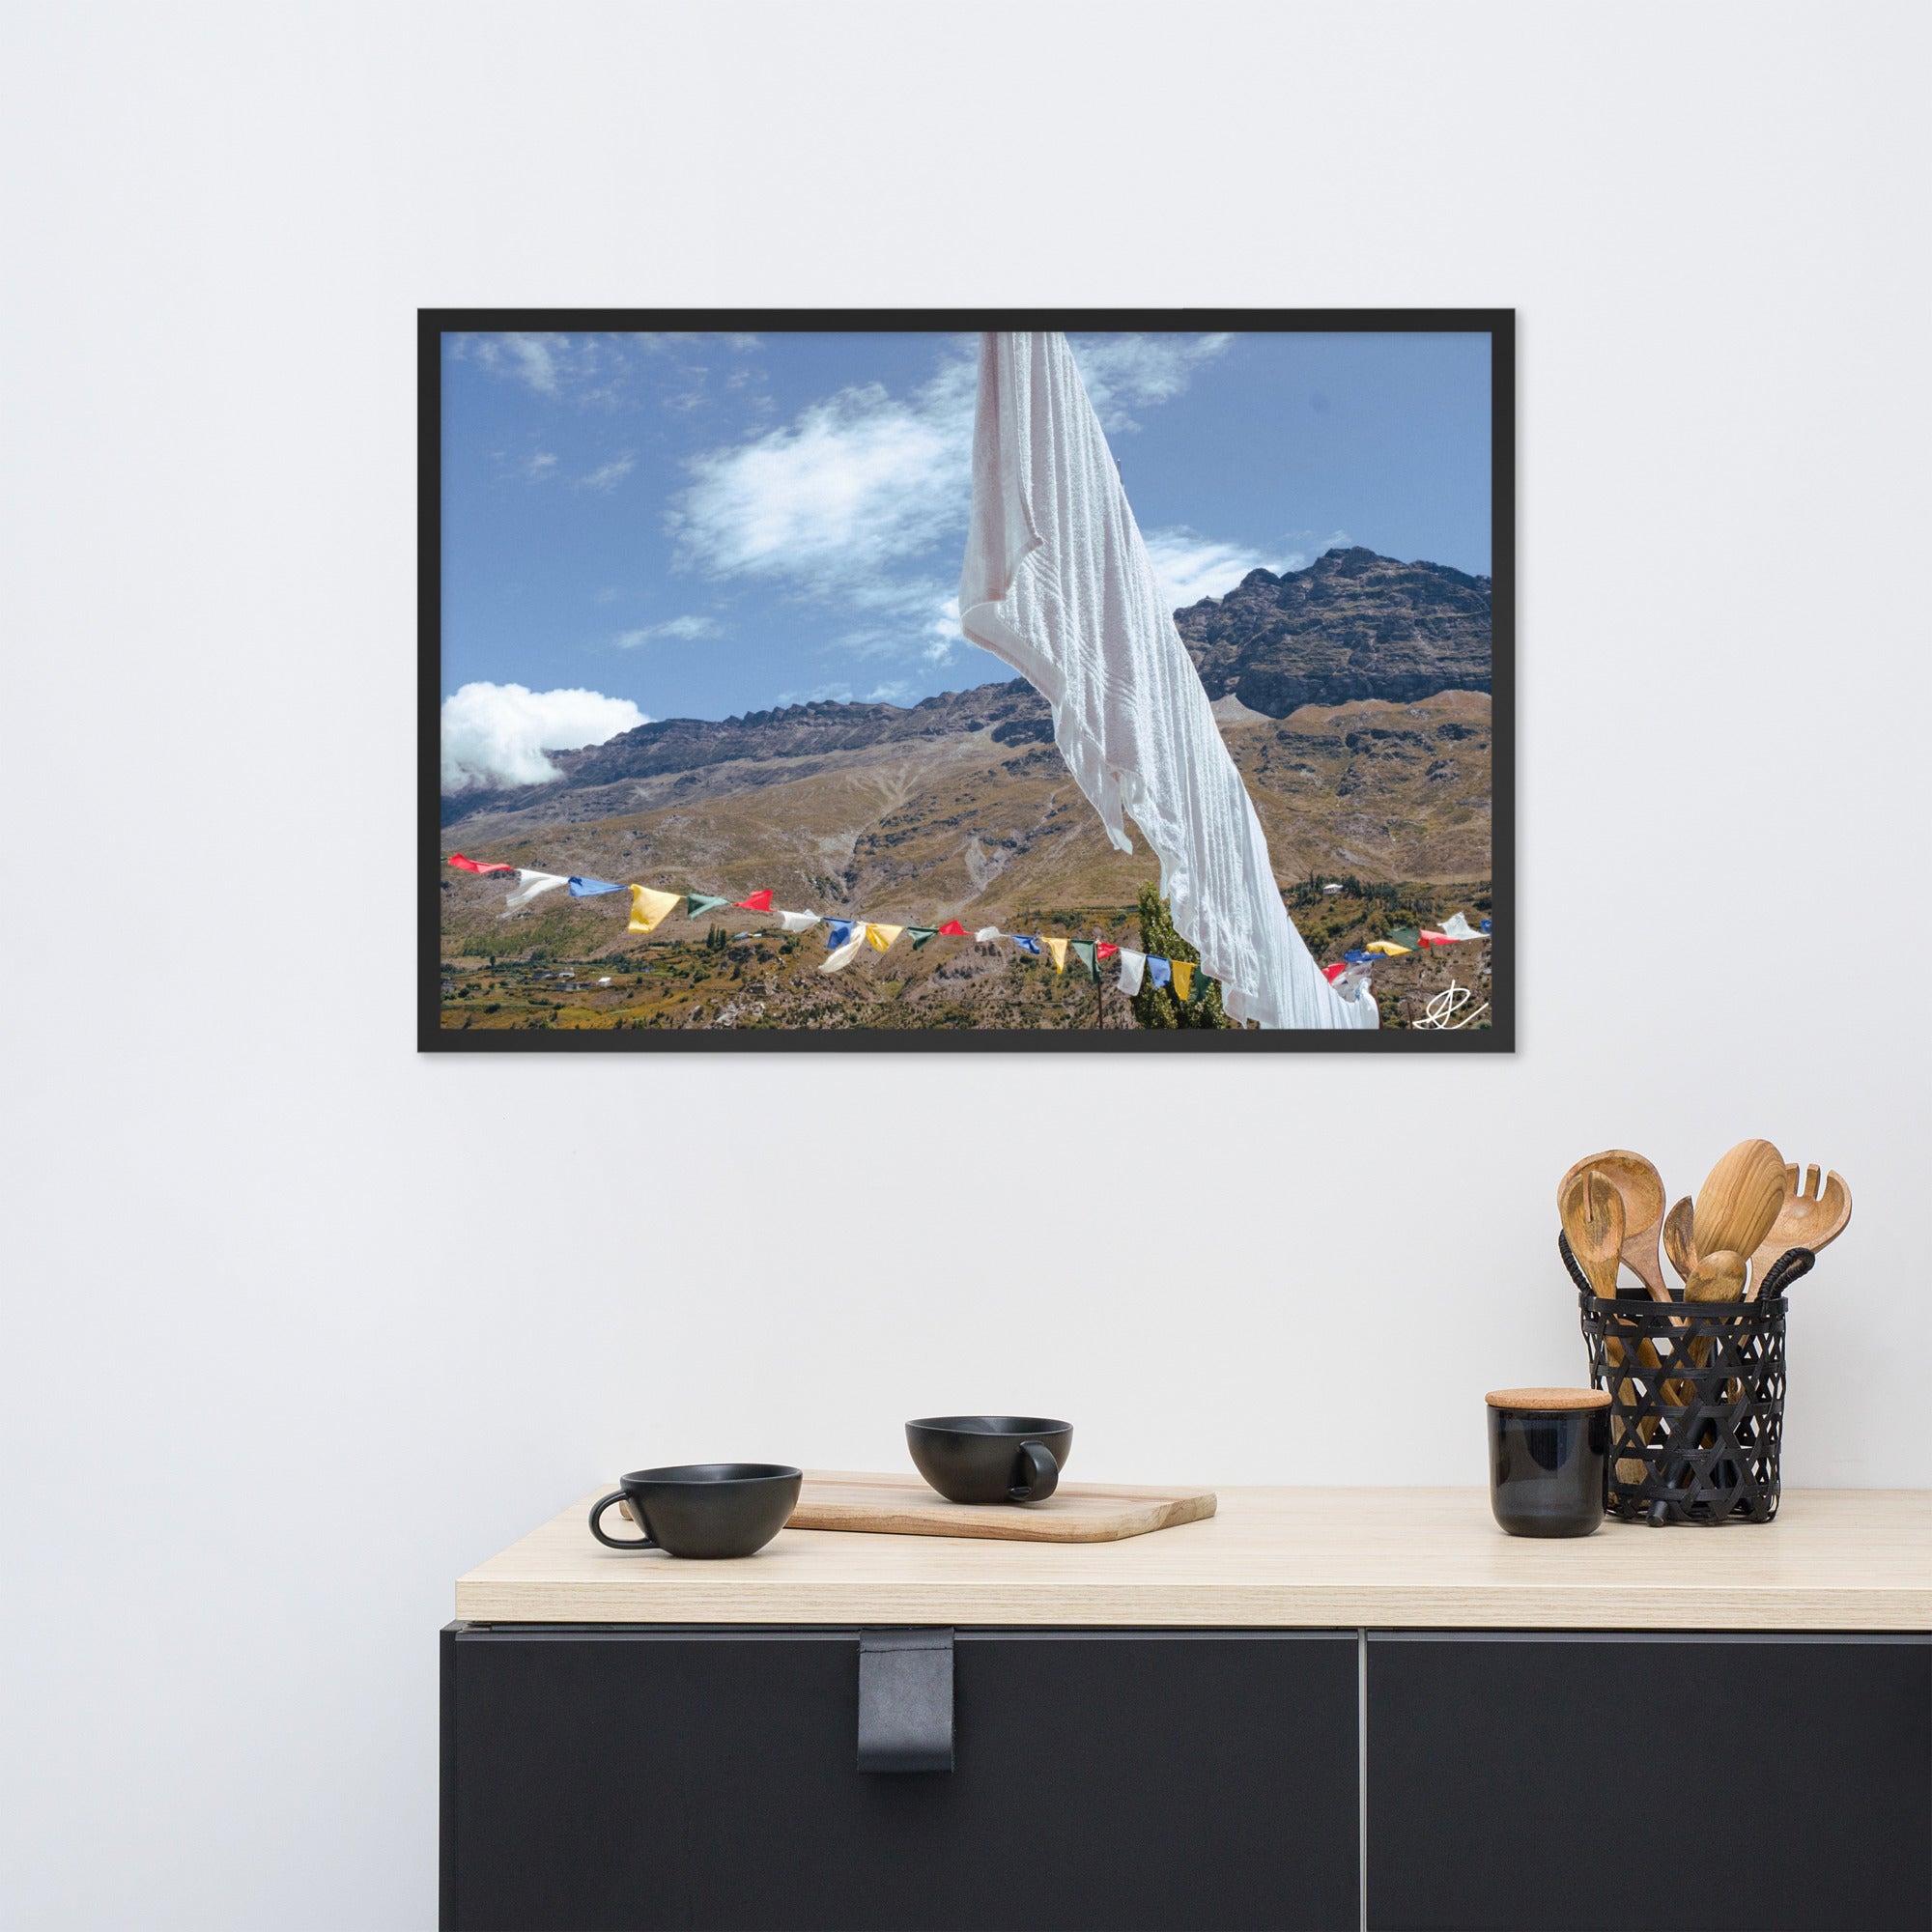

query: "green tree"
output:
1130 885 1230 1029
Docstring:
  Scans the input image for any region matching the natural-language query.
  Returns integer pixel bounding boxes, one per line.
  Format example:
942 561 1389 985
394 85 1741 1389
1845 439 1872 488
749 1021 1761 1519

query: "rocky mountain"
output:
442 679 1052 827
1173 546 1491 716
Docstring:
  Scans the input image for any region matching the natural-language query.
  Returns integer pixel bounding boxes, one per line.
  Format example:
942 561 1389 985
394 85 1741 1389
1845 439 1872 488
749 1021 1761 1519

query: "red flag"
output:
732 890 774 912
1096 943 1119 958
447 852 514 875
1323 961 1348 982
1420 930 1451 948
936 920 968 936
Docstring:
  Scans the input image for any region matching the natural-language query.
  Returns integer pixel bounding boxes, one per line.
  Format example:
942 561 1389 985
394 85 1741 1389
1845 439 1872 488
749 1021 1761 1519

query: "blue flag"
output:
569 876 622 896
1148 956 1172 988
1480 917 1492 934
1343 949 1375 964
825 919 860 950
1011 935 1041 955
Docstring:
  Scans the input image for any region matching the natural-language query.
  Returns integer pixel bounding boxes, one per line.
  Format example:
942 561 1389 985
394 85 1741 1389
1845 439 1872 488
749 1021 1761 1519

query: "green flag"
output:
1070 939 1098 981
907 926 940 949
1386 926 1422 952
1186 969 1212 1005
685 894 730 920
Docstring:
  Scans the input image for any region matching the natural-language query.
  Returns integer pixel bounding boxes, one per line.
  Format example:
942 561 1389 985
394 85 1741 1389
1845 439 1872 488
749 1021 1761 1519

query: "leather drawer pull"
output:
857 1629 954 1773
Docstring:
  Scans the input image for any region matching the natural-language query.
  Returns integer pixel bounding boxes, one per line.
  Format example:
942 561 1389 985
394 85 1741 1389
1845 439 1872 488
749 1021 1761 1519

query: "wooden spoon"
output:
1747 1165 1852 1298
1662 1197 1698 1285
1560 1171 1649 1481
1556 1150 1669 1301
1692 1140 1786 1267
1684 1249 1746 1304
1559 1168 1624 1296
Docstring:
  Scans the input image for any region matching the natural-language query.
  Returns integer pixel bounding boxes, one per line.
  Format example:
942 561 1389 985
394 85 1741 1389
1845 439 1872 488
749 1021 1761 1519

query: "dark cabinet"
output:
1365 1633 1932 1931
442 1626 1361 1932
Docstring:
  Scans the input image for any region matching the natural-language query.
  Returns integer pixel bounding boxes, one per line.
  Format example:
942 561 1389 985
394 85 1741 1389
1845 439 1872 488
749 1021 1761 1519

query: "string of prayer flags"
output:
975 925 1003 942
778 909 821 933
686 894 731 919
569 876 623 896
505 870 569 908
1070 939 1097 980
1117 948 1146 995
447 853 514 874
732 890 774 912
1042 936 1068 973
1012 935 1041 956
1171 960 1196 1002
937 920 968 936
867 923 904 954
1148 956 1172 989
907 927 940 949
628 886 682 934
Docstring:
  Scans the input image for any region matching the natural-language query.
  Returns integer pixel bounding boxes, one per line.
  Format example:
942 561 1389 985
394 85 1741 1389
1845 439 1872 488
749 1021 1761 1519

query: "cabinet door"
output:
442 1625 1360 1932
1366 1632 1931 1931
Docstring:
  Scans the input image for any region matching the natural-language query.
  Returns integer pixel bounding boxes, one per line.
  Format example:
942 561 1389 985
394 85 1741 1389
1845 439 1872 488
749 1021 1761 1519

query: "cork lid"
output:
1485 1386 1611 1411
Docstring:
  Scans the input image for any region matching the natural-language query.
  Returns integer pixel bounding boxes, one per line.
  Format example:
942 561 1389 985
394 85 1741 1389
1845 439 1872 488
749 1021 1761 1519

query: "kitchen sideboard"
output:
443 1485 1931 1932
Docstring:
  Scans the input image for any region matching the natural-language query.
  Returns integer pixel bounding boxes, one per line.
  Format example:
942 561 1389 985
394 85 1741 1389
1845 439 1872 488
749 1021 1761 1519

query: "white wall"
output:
5 3 1926 1925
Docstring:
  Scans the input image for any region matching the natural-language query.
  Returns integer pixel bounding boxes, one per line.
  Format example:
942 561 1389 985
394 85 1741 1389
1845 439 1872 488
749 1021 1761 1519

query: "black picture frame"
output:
421 308 1514 1053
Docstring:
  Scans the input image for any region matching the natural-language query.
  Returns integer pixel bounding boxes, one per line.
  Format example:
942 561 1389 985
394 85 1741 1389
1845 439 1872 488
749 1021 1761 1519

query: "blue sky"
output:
440 328 1490 791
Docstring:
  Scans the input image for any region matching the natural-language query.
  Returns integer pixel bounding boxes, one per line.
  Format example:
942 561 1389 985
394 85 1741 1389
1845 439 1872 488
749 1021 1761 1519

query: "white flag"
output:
959 332 1375 1031
778 909 821 933
504 869 569 909
1116 947 1147 997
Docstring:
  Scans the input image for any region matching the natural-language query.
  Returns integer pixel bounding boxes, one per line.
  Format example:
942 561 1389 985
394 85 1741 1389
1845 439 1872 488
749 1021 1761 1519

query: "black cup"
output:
1486 1389 1608 1538
906 1416 1072 1505
588 1463 802 1559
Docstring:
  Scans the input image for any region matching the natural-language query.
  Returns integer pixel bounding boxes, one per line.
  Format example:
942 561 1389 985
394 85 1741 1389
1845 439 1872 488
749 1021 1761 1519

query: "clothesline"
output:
445 852 1491 1003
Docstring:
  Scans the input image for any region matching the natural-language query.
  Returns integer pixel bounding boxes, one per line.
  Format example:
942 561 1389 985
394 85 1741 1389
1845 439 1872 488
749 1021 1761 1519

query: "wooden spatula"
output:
1662 1197 1698 1285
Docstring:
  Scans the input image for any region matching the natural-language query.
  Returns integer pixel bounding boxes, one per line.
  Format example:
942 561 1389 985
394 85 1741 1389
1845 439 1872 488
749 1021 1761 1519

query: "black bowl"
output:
906 1416 1073 1505
588 1462 802 1558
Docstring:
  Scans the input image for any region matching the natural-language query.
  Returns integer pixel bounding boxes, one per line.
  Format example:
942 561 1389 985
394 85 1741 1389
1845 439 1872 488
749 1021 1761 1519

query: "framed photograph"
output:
422 310 1512 1051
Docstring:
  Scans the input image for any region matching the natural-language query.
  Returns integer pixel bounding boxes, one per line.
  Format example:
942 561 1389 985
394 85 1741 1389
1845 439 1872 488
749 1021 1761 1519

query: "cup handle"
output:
588 1491 657 1550
1009 1440 1060 1503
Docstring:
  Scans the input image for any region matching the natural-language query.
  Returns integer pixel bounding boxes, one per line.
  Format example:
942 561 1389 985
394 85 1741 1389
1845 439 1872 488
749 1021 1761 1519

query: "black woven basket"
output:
1562 1233 1813 1525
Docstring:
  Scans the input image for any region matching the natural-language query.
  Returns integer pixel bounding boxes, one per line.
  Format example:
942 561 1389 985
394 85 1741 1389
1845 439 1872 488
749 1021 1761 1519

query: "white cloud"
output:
1069 332 1234 431
577 453 635 492
668 355 978 590
1144 527 1315 610
440 682 646 793
524 451 557 482
614 614 718 647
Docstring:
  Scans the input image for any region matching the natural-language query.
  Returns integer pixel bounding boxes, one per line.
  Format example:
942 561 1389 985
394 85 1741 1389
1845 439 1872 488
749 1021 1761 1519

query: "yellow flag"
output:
1042 936 1068 973
628 885 682 934
1171 959 1196 1001
1366 939 1411 957
867 923 904 953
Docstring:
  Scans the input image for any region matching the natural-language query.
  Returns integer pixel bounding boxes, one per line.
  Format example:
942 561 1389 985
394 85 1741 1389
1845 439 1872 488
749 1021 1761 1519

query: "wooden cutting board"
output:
785 1470 1217 1544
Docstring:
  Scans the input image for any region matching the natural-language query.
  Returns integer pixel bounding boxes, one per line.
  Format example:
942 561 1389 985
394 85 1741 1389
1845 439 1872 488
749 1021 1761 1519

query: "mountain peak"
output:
1174 547 1491 717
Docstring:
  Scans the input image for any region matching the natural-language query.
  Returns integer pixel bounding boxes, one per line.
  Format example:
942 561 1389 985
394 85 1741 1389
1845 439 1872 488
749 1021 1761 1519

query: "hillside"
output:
438 545 1493 1030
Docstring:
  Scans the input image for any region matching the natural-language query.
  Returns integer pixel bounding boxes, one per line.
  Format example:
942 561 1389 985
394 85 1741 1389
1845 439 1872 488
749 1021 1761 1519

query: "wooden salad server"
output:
1559 1169 1649 1482
1557 1150 1669 1301
1747 1165 1852 1298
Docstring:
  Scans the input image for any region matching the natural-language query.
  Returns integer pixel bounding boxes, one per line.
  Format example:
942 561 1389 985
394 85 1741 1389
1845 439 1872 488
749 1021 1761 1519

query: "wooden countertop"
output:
455 1482 1932 1631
